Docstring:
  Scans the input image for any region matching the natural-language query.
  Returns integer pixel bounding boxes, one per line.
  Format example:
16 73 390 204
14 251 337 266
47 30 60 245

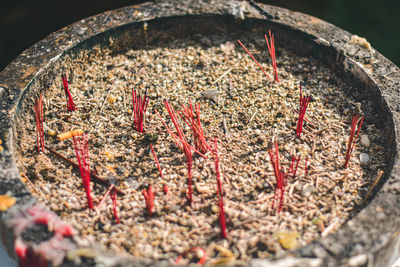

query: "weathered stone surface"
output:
0 0 399 266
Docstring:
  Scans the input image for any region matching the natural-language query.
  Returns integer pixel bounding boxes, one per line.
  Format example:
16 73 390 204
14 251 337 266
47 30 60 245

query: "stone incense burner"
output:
1 1 400 266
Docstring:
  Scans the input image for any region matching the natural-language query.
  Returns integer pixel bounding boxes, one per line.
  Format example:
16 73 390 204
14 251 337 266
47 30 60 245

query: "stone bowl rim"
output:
1 1 399 266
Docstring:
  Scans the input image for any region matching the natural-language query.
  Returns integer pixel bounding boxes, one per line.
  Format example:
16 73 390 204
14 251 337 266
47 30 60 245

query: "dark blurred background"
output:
1 0 399 72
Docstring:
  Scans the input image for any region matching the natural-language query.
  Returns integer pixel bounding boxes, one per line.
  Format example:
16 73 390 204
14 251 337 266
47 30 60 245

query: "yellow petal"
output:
275 231 300 250
48 129 57 136
106 165 116 174
107 95 117 104
105 152 114 160
0 195 16 211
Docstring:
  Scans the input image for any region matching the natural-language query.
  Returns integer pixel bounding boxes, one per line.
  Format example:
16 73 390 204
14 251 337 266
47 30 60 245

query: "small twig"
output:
150 143 164 179
314 127 328 137
304 155 309 177
212 60 241 84
122 89 127 111
95 83 117 127
97 184 114 211
20 172 39 194
223 117 229 134
321 217 340 237
362 170 384 203
248 108 258 124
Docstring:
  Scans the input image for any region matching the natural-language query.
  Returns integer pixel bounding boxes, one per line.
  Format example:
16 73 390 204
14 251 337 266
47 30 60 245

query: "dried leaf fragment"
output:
67 248 98 260
210 245 235 264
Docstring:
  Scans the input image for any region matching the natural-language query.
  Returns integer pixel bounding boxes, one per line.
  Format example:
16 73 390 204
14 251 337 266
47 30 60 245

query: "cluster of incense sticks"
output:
178 100 211 154
237 29 280 82
34 94 45 153
265 30 279 82
163 100 195 205
344 115 364 168
132 90 149 133
296 82 311 138
61 74 76 112
132 90 164 179
72 134 93 209
154 99 229 238
268 141 286 213
47 147 123 195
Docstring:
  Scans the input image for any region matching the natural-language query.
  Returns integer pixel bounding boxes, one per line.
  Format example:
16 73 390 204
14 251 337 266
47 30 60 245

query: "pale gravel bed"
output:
14 32 386 263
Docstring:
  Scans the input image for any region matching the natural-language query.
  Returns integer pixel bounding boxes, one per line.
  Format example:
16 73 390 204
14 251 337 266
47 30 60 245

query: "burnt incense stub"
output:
1 1 400 267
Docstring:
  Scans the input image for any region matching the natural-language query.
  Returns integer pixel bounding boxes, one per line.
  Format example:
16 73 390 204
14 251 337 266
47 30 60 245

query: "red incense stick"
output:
344 115 364 168
213 138 227 238
132 90 149 133
110 188 119 224
178 100 212 153
34 94 45 153
61 74 76 112
268 141 287 213
142 185 154 216
237 40 271 81
296 82 311 138
72 134 93 209
265 29 279 82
